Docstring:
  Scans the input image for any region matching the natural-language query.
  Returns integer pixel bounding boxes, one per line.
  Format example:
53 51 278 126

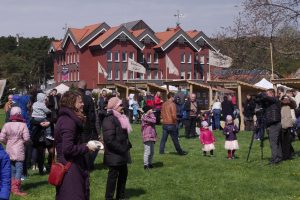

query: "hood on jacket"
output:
129 94 135 99
37 93 47 103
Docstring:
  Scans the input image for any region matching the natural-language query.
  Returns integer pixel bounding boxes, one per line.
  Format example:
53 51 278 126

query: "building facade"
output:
49 20 230 89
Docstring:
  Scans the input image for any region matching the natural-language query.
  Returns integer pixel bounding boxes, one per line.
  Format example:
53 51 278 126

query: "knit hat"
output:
143 105 152 113
107 97 122 110
10 106 22 116
201 121 208 127
226 115 233 121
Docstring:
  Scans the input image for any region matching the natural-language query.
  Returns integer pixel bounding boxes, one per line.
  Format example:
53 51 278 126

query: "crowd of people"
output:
0 82 300 199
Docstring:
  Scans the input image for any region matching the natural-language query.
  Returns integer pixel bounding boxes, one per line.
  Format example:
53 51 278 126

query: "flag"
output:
61 67 69 81
166 55 179 76
128 58 146 74
98 61 108 78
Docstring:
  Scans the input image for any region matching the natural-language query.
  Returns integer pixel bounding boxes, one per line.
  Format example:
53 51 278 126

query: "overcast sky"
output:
0 0 242 39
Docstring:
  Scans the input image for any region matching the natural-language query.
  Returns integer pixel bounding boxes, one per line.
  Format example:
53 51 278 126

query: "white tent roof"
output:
54 83 70 94
161 85 178 92
255 78 273 89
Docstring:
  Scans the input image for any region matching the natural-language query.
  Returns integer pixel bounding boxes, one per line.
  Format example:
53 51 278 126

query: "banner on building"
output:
128 58 146 74
208 50 232 68
61 67 69 81
98 61 108 78
166 55 179 76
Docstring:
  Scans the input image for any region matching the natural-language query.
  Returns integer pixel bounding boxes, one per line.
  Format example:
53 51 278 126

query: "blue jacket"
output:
0 144 10 200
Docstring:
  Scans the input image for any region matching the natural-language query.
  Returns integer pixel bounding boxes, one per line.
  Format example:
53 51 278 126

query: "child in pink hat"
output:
199 121 216 156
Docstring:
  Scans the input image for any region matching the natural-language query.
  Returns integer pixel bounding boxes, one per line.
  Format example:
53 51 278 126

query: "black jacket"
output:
221 100 234 120
102 111 132 166
78 89 97 141
243 99 256 118
260 94 281 127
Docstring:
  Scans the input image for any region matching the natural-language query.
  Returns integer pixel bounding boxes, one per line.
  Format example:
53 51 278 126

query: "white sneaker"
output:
46 135 54 140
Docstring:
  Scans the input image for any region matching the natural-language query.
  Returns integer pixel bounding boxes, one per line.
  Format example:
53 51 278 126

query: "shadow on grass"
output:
23 180 48 190
152 161 164 168
93 162 107 171
126 187 146 198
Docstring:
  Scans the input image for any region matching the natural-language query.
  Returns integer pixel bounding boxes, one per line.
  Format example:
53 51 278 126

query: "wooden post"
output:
189 83 193 94
238 84 245 131
126 87 129 98
209 87 213 109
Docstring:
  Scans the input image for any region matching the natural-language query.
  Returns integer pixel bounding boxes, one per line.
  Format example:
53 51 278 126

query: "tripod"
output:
246 126 265 162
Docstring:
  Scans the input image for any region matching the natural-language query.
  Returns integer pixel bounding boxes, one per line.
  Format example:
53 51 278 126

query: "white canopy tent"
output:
50 83 70 94
254 78 273 89
161 85 178 92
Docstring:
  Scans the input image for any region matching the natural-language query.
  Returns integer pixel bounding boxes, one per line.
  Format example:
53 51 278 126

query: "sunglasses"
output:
119 104 123 107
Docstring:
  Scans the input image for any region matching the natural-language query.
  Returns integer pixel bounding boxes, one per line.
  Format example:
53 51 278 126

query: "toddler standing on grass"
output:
141 106 157 170
199 121 216 156
223 115 239 159
0 107 30 196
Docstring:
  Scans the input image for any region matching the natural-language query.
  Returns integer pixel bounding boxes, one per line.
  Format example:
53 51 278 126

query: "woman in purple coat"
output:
54 91 98 200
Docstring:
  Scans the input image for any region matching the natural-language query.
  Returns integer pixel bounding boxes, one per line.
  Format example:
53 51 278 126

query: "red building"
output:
49 20 228 89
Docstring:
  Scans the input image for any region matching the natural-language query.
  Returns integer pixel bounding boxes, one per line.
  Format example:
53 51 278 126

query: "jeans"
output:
144 141 154 166
154 110 161 125
11 161 23 180
213 109 221 130
105 165 128 200
159 124 183 154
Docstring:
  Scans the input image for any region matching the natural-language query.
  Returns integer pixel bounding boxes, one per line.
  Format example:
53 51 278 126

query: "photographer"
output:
258 89 282 165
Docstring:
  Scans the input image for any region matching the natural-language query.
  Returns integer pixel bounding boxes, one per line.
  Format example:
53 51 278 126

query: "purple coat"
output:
141 113 157 143
223 123 239 141
54 107 90 200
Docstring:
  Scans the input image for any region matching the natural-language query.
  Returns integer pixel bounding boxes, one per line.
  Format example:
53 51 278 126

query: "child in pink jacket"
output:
141 106 157 170
0 107 30 196
199 121 216 156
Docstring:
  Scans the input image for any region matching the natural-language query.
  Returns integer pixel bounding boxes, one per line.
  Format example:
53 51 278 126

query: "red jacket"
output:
154 95 163 110
199 128 215 144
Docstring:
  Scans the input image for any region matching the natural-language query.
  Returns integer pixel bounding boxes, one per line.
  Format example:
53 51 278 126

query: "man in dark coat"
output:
183 93 201 138
77 80 98 170
243 94 256 131
221 96 234 121
98 89 108 133
47 88 60 123
259 89 282 165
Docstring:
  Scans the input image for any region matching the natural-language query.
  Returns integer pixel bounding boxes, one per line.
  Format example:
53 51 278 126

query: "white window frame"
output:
107 69 112 80
67 53 70 64
122 51 127 62
77 70 80 81
147 70 151 79
114 51 119 62
180 53 185 63
77 52 79 63
187 53 192 63
154 70 158 79
200 55 205 64
107 51 112 62
123 68 127 80
154 52 158 63
147 53 151 64
187 72 192 80
115 69 120 80
129 71 134 80
73 53 76 63
181 71 185 79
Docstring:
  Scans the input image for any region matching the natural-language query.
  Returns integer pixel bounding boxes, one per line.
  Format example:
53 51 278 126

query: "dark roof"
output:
122 20 154 33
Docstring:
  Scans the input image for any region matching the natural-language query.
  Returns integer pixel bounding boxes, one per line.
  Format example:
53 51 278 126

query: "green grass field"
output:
1 109 299 200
